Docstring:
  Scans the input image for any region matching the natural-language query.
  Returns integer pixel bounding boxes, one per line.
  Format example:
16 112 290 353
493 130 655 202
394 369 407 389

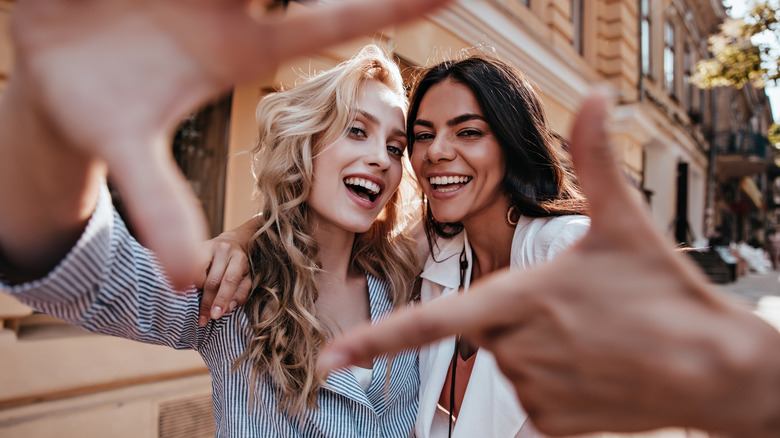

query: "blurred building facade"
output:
0 0 776 436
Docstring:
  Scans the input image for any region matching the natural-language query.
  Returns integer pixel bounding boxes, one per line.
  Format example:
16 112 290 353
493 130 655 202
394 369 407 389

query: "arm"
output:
0 80 104 283
320 89 780 437
0 0 452 287
3 185 207 350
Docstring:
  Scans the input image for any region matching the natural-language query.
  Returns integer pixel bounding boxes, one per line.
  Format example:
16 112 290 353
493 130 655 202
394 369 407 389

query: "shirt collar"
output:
419 232 470 290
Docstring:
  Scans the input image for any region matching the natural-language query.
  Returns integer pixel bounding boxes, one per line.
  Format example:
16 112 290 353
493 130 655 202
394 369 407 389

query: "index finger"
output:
318 268 531 373
231 0 453 83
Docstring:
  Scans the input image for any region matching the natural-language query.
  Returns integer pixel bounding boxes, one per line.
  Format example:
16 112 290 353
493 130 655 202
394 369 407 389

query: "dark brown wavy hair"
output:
406 52 587 241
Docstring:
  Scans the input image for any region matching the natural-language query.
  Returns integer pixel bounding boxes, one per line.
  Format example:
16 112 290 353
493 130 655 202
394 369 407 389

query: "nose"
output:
422 134 456 163
365 138 392 170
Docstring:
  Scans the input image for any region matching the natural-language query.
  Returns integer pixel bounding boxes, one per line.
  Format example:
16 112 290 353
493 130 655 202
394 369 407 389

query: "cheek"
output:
387 163 404 193
473 146 505 178
410 150 424 178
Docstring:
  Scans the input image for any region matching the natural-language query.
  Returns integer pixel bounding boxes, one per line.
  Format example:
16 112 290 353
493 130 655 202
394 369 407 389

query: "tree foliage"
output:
694 1 779 89
769 123 780 149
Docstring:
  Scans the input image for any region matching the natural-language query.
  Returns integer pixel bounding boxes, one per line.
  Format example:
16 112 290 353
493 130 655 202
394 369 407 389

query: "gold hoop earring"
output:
506 205 519 228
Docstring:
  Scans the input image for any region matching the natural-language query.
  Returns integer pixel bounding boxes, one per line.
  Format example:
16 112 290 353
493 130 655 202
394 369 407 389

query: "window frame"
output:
664 20 676 95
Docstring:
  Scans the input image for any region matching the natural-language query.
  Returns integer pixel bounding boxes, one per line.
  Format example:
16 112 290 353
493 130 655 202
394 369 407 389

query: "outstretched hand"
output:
7 0 450 286
319 89 780 436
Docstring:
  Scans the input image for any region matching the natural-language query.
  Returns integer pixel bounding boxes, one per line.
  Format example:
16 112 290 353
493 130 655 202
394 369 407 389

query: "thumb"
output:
569 87 652 240
106 139 208 289
569 87 628 220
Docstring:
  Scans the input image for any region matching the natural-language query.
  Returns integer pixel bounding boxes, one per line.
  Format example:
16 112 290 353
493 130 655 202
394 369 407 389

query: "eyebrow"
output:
357 110 380 126
413 113 485 128
357 109 406 138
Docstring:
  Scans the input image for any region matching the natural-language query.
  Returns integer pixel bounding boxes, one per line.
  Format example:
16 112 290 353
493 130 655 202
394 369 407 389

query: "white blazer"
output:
415 215 591 438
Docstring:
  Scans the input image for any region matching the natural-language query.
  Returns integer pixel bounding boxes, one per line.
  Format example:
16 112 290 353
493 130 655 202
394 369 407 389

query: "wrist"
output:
0 75 105 278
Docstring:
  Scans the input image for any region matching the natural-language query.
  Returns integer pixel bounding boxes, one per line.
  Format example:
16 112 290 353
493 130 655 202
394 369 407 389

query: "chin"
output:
429 212 463 224
344 221 375 234
348 227 373 235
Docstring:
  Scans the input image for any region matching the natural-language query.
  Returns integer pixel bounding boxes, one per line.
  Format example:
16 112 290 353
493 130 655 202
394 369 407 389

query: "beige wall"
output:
0 374 212 437
223 77 267 231
0 291 209 435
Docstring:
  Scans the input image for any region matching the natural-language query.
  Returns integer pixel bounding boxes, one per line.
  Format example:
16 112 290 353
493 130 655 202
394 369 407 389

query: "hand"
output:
194 217 261 326
319 89 780 437
8 0 451 286
195 235 252 327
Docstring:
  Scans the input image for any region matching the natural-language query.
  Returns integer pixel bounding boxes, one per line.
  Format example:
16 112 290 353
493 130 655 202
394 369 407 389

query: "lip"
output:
343 173 386 209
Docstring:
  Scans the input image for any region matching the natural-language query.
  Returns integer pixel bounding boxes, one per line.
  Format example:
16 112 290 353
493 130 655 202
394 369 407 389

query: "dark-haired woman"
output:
407 53 590 437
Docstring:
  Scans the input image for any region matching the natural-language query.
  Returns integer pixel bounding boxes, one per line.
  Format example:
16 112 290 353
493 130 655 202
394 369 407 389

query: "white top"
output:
350 366 374 392
416 215 590 438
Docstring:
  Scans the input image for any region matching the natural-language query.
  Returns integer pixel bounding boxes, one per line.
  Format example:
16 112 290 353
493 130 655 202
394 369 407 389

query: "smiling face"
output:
410 78 509 228
308 79 407 235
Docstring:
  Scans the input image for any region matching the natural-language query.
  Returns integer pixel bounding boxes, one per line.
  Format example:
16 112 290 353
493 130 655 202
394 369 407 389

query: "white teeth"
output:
436 186 460 193
344 177 380 194
428 176 471 186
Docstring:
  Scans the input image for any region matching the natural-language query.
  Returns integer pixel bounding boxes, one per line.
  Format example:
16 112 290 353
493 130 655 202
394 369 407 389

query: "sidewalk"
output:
719 270 780 330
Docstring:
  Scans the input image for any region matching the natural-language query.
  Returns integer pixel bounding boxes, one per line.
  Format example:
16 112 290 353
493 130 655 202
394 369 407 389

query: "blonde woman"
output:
1 45 420 436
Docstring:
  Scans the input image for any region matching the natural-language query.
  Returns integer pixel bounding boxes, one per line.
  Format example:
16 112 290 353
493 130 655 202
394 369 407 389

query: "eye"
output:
387 144 404 157
458 129 482 138
348 126 367 139
414 131 435 142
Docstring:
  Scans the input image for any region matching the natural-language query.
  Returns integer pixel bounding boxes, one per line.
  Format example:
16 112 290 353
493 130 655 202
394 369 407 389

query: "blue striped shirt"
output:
2 187 419 437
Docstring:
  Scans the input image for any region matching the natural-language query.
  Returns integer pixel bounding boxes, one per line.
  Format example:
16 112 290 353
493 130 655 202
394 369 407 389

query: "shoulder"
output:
537 215 590 241
512 215 590 264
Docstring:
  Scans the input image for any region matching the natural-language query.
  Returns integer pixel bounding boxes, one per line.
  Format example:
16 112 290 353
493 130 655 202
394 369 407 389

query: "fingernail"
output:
211 306 223 320
198 315 208 327
317 350 350 374
228 300 237 313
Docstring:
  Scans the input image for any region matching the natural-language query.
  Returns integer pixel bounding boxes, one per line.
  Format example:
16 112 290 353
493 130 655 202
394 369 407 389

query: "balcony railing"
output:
713 130 770 158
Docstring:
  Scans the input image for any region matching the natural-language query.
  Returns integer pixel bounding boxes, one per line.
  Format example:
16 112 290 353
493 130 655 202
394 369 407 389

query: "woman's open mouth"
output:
344 177 381 202
428 175 472 193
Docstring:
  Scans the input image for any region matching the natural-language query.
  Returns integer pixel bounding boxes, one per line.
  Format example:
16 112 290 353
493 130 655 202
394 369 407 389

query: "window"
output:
572 0 584 54
664 21 675 94
640 0 651 76
172 95 232 238
684 42 694 112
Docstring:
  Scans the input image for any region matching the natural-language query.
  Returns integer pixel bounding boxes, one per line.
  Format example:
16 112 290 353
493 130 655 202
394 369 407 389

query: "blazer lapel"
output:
416 335 456 438
453 350 526 438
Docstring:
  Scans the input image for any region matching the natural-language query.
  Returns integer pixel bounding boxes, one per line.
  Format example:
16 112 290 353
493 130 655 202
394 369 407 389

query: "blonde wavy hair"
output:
236 45 419 416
